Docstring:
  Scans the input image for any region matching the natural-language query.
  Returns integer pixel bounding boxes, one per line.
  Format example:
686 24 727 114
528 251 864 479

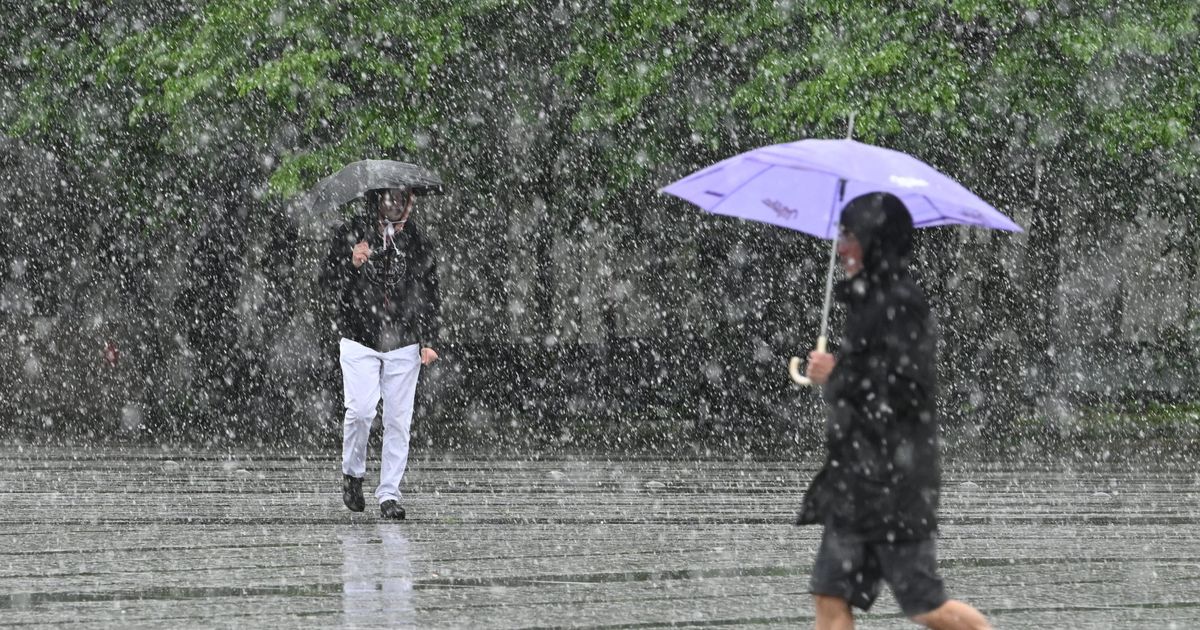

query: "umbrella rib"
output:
704 163 779 215
913 193 1022 232
752 151 1009 228
918 193 952 227
742 154 850 183
744 153 951 203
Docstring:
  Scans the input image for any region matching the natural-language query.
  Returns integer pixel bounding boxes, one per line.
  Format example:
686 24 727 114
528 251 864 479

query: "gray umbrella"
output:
290 159 445 237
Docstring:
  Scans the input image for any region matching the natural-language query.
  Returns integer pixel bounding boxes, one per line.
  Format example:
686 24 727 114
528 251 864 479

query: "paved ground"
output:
0 446 1198 628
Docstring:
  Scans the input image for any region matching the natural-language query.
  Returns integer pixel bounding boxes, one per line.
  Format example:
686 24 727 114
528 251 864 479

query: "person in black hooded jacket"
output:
800 193 990 629
320 187 441 521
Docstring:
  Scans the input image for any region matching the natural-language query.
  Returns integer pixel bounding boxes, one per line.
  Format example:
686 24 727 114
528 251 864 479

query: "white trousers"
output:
339 338 421 504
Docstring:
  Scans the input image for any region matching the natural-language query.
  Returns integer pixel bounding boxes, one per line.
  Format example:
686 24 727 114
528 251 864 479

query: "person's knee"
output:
911 600 990 630
344 403 376 423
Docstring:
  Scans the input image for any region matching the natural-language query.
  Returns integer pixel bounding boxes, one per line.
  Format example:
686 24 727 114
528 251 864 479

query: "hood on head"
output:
839 192 913 275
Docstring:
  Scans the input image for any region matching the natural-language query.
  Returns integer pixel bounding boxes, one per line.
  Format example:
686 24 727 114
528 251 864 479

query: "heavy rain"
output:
1 2 1198 628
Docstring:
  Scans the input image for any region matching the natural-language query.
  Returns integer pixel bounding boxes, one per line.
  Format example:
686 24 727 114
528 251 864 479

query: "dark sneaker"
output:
342 474 365 512
380 500 406 520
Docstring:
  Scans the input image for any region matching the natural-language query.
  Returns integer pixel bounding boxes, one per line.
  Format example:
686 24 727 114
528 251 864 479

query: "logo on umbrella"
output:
889 175 929 188
763 198 799 220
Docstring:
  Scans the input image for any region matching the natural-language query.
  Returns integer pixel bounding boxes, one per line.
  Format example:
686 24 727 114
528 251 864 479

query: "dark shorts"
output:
809 528 948 616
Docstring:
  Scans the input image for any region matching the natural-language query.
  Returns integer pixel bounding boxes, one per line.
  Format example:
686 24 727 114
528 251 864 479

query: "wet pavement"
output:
1 447 1198 628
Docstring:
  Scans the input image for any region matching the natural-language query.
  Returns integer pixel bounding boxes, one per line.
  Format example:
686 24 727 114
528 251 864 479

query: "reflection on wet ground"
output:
1 448 1197 628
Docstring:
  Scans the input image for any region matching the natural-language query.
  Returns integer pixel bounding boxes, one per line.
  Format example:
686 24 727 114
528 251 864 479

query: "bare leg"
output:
814 594 854 630
911 599 991 630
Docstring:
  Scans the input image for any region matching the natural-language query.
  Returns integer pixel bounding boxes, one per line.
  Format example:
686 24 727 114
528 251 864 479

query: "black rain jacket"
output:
319 215 441 352
797 192 941 542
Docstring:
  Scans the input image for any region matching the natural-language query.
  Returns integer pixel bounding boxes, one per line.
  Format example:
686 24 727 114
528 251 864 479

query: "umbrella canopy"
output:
290 159 445 238
660 138 1021 385
660 139 1021 239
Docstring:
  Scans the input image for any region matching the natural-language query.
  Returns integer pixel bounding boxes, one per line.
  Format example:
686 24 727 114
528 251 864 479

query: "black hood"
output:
839 192 914 277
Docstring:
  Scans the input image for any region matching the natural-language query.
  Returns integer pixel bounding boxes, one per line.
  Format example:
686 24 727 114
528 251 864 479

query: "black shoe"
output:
343 474 365 512
380 500 406 520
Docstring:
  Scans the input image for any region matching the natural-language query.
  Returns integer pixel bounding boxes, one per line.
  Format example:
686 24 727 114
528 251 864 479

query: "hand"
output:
351 240 371 268
805 351 835 386
420 347 439 365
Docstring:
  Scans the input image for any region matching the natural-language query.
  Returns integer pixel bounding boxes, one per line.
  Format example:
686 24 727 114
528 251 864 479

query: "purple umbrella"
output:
660 138 1022 385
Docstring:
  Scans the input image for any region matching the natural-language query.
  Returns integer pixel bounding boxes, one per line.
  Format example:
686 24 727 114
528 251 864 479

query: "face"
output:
377 188 412 222
837 228 863 276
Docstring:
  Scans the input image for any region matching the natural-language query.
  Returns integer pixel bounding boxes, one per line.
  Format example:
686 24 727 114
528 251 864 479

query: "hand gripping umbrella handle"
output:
788 336 828 386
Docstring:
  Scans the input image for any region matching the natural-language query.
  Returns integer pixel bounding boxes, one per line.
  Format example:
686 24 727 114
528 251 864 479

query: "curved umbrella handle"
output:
788 336 828 387
788 357 812 386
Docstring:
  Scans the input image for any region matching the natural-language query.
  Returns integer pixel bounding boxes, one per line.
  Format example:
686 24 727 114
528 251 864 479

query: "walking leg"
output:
376 344 421 505
813 594 854 630
340 339 382 479
911 600 991 630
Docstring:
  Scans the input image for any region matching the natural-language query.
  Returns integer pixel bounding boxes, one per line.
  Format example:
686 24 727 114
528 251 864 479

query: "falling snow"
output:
1 3 1199 628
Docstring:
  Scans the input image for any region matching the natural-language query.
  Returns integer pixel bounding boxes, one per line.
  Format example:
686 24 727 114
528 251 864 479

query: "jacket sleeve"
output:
318 225 359 327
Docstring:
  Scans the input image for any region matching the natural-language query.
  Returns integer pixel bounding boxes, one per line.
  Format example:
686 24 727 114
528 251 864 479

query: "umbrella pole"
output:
789 114 854 385
816 234 838 346
789 238 837 385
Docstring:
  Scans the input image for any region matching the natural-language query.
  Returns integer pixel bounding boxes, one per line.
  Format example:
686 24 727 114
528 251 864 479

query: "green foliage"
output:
1 1 1197 215
1 0 1198 438
560 0 1199 202
2 0 504 211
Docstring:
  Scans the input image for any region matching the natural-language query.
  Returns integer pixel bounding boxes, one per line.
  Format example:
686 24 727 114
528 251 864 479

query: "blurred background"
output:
1 2 1197 453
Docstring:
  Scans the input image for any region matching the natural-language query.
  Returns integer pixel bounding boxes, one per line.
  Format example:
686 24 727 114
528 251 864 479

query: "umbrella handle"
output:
788 336 828 386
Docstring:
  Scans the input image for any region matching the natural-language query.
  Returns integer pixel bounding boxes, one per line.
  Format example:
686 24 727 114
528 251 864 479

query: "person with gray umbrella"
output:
318 184 441 520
